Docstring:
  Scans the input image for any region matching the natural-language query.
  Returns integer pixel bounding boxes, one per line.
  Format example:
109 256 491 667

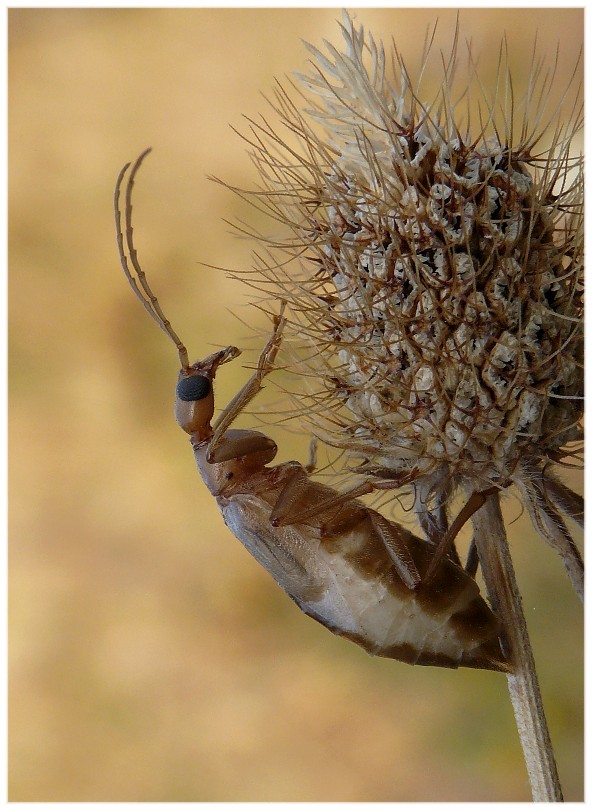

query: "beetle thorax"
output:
192 428 278 496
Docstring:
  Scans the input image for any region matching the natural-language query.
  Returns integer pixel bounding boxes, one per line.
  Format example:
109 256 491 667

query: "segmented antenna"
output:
114 148 190 370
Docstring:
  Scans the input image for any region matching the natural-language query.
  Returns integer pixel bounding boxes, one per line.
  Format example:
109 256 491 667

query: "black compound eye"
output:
176 375 211 402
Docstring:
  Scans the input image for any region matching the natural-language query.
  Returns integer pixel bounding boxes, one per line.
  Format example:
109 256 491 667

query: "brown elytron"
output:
115 149 511 672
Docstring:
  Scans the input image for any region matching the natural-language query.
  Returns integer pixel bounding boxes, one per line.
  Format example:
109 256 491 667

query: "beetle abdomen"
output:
300 524 509 672
218 493 510 672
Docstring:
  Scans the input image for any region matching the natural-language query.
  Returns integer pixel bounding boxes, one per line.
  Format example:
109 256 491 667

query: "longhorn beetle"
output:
114 148 510 672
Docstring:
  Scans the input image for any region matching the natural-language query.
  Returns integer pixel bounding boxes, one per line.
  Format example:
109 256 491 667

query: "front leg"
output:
202 429 277 464
207 305 286 463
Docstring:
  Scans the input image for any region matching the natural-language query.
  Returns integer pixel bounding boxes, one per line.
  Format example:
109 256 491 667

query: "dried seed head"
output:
230 14 583 522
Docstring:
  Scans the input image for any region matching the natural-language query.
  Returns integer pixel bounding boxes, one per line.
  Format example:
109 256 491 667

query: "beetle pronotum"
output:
114 148 511 672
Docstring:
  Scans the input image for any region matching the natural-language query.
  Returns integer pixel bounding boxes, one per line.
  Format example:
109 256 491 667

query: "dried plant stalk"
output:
224 11 583 800
471 492 562 801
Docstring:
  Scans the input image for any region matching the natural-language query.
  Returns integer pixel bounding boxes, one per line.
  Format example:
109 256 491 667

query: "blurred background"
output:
9 7 583 802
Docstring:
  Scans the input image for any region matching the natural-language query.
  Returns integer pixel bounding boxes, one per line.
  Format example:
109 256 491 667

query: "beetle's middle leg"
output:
207 305 286 462
269 466 421 589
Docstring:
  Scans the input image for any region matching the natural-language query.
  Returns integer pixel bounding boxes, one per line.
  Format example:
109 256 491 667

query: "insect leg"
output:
414 477 462 566
269 470 421 588
367 511 421 589
423 487 498 584
268 466 312 527
207 305 286 463
202 430 278 463
270 475 375 527
272 470 430 528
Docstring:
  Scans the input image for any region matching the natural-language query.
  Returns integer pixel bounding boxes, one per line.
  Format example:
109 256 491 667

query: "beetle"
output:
114 148 511 672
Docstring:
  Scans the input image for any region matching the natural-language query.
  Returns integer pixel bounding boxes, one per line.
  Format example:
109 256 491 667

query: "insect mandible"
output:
114 148 511 673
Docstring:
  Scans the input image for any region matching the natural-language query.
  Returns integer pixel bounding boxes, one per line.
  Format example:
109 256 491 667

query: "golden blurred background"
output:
9 8 583 801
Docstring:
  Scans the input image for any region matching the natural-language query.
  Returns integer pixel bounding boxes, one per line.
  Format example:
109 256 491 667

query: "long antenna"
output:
114 148 190 370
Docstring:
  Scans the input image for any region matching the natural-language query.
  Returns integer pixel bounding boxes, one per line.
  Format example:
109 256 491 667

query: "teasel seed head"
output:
228 12 583 590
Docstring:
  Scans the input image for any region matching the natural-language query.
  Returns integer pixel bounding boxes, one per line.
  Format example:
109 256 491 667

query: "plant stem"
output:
470 490 563 802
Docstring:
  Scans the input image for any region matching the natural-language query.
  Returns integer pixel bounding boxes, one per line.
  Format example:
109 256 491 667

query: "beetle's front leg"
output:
207 305 286 463
200 429 277 464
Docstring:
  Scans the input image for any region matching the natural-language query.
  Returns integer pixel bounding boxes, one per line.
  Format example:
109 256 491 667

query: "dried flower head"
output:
228 12 583 595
